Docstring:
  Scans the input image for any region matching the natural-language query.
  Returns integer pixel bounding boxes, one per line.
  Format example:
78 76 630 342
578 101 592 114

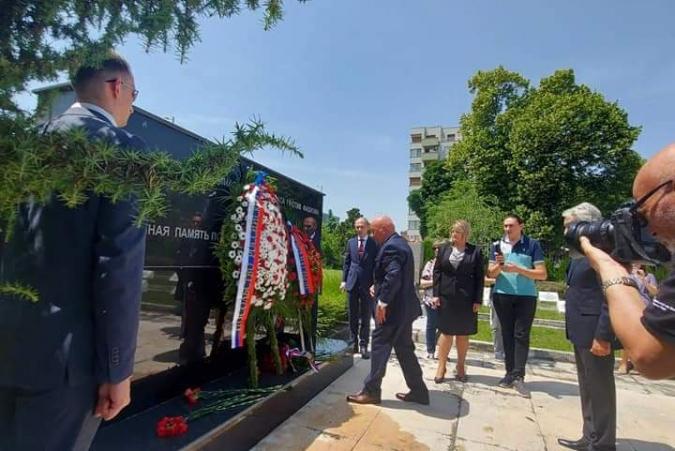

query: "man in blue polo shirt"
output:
488 214 547 397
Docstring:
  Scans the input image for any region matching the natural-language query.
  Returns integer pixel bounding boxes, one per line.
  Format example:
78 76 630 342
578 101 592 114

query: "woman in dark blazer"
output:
432 220 485 382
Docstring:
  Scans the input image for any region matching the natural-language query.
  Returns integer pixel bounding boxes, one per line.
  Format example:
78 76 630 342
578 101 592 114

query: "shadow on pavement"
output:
617 439 675 450
378 389 469 420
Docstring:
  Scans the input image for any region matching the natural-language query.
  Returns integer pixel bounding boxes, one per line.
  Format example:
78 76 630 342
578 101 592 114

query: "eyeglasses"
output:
105 78 139 101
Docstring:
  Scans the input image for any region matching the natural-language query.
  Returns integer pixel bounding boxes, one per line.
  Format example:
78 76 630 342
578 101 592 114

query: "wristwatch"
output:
601 276 639 294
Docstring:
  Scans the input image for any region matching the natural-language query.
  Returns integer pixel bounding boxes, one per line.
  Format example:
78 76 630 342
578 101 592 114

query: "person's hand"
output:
590 338 611 357
95 377 132 421
369 285 375 297
579 237 627 279
472 303 480 313
431 297 441 309
339 282 346 292
503 262 520 273
375 303 387 325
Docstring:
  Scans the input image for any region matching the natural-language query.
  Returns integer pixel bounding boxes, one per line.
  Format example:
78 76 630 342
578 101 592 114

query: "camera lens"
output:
564 220 615 254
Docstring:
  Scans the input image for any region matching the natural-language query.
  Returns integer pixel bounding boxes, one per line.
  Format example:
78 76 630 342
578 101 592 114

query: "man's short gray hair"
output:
562 202 602 222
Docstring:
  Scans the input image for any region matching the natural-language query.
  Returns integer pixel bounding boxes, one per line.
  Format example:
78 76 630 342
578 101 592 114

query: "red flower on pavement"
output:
288 272 297 282
156 416 189 438
184 387 201 405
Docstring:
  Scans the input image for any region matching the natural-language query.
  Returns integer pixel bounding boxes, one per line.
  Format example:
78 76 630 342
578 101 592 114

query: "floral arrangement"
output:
215 172 289 386
286 223 323 352
229 173 288 349
155 385 283 438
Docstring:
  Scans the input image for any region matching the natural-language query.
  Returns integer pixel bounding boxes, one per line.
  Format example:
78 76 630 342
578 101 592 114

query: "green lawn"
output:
479 304 564 321
317 268 348 337
475 320 572 352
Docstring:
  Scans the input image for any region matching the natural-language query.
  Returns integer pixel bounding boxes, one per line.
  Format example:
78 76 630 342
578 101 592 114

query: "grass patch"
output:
479 304 564 321
475 320 572 352
317 268 347 337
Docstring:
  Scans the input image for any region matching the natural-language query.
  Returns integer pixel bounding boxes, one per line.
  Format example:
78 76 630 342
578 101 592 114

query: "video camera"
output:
564 180 672 265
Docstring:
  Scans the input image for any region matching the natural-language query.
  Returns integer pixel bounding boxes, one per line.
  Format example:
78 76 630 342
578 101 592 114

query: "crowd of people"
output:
341 162 674 451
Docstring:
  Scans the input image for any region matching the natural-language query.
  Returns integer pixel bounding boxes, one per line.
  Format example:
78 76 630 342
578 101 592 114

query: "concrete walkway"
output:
252 345 675 450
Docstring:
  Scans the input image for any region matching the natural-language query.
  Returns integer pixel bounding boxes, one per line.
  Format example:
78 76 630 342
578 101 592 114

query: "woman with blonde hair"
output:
432 220 485 382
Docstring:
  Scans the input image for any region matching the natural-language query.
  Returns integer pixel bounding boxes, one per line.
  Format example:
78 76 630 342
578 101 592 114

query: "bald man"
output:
581 143 675 379
347 216 429 405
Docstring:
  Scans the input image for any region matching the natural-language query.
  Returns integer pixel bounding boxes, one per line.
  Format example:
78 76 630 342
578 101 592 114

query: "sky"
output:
17 0 675 231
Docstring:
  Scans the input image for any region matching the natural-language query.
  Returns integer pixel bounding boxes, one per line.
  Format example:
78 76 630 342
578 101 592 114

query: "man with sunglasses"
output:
581 144 675 380
0 52 146 450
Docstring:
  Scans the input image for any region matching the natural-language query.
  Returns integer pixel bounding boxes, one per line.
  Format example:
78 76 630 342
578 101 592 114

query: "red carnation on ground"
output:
156 416 189 438
288 272 297 281
184 387 201 405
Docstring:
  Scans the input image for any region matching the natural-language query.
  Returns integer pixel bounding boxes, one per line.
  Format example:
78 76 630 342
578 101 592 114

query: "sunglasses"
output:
105 78 139 101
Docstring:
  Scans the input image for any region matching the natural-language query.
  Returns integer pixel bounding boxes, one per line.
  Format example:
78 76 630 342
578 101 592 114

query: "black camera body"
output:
564 203 672 265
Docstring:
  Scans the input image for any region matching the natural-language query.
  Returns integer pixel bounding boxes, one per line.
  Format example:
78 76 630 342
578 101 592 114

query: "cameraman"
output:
580 144 675 379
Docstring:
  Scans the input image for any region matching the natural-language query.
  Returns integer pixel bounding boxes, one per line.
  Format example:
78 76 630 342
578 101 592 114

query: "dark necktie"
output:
358 238 365 258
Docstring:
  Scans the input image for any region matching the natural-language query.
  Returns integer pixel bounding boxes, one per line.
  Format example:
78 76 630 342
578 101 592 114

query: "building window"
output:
408 220 420 230
446 133 455 141
411 134 422 143
409 177 421 187
410 148 421 158
409 163 421 172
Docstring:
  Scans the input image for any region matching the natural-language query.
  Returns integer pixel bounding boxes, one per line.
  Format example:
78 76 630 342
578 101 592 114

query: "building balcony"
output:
421 137 440 148
420 151 439 162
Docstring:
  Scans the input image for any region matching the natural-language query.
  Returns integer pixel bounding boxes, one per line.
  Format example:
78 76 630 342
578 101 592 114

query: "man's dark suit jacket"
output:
0 105 147 390
565 257 618 349
342 236 377 292
432 243 485 304
374 233 422 325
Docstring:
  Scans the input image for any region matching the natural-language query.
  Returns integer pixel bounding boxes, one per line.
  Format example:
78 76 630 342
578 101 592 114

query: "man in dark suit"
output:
347 216 429 405
341 217 378 358
558 203 618 451
0 53 146 450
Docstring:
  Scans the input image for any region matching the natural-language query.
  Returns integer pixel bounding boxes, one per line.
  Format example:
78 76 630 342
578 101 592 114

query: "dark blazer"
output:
565 257 618 349
433 243 485 305
342 236 377 291
373 233 422 324
0 105 147 389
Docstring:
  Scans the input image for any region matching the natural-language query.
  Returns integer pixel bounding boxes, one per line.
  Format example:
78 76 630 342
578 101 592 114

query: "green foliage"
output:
407 161 459 237
320 207 364 270
0 116 300 241
1 0 308 112
0 283 39 303
448 67 642 245
422 238 435 263
545 254 570 283
425 180 505 251
317 269 347 337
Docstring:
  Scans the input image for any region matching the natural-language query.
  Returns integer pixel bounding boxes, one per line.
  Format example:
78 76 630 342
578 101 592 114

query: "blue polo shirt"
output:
490 235 545 297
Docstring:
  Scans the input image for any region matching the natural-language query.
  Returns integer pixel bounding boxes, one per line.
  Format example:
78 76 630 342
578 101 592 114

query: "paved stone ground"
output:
252 345 675 450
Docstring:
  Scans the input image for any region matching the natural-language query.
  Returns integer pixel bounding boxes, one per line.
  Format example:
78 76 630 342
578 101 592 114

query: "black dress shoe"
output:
395 391 430 405
557 437 590 450
360 346 370 359
346 391 381 405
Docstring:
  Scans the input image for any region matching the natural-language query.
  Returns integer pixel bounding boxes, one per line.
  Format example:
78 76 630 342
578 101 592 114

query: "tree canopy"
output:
1 0 307 112
426 180 505 250
407 160 459 237
448 67 642 244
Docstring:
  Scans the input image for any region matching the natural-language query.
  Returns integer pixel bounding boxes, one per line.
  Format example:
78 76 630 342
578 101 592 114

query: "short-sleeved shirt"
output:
490 235 545 297
641 270 675 344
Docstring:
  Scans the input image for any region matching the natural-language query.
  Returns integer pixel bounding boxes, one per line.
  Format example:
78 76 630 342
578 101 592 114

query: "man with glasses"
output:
341 217 378 358
581 144 675 379
0 52 146 450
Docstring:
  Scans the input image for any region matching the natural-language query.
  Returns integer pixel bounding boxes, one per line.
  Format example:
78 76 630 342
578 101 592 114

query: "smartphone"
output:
494 241 504 265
